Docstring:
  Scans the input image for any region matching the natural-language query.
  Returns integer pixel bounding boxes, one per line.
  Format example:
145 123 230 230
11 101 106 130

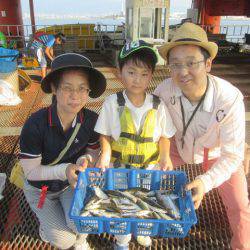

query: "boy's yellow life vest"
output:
111 92 160 168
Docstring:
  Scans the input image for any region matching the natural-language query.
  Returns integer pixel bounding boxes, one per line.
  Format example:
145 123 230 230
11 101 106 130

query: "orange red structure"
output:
0 0 24 37
193 0 250 34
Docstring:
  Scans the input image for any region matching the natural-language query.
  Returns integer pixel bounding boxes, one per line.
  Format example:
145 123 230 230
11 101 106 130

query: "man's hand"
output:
185 178 205 209
66 159 88 189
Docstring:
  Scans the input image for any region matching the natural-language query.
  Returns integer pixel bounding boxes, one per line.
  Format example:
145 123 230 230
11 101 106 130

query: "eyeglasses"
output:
168 60 205 71
60 85 91 95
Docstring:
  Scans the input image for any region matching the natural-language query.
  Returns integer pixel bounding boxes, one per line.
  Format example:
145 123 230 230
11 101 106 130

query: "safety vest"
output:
111 91 160 168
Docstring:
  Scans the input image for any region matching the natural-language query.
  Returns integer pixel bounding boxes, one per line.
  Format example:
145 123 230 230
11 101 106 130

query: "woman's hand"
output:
185 178 205 209
66 159 88 189
76 155 91 167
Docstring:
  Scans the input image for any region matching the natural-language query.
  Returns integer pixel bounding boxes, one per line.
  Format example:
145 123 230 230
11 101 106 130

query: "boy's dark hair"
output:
118 49 157 72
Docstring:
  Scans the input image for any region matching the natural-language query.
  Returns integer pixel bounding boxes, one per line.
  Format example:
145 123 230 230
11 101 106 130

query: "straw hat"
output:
158 22 218 62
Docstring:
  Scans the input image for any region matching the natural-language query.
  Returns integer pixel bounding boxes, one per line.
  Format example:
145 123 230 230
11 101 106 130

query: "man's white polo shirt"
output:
154 74 245 192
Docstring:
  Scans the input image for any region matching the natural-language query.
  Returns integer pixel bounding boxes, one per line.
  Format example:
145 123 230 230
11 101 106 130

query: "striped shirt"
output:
31 34 55 50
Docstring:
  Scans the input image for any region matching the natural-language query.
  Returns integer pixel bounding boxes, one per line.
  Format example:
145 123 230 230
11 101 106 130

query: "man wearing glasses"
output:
154 22 250 250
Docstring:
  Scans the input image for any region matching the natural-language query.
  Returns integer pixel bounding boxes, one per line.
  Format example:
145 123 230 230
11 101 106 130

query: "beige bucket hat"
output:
158 22 218 62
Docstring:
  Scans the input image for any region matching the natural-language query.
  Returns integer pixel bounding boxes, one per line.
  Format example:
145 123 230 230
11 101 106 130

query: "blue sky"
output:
21 0 192 15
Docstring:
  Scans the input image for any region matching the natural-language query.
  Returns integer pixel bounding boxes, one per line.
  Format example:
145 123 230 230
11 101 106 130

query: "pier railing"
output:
0 23 125 52
0 23 249 51
202 24 250 43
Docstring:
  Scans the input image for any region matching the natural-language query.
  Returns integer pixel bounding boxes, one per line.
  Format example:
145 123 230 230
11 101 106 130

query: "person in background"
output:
30 32 66 78
154 22 250 250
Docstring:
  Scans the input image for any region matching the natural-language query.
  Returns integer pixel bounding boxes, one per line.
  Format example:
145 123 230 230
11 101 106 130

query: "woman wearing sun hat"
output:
19 53 106 249
154 22 250 250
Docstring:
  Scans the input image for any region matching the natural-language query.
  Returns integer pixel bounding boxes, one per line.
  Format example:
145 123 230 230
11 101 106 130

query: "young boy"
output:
94 40 176 249
20 53 106 250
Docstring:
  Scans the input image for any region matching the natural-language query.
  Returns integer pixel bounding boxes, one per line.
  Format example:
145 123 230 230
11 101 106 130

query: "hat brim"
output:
158 41 218 62
41 65 106 98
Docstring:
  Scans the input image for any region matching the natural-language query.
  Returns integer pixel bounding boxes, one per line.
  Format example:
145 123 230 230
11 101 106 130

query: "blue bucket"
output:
0 48 19 73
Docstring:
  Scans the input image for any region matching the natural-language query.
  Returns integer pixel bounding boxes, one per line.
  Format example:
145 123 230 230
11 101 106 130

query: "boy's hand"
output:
66 160 88 189
185 178 205 209
159 159 173 171
95 156 110 171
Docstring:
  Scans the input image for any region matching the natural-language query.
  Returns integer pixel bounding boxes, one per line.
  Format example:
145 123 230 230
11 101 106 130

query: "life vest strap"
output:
120 132 153 143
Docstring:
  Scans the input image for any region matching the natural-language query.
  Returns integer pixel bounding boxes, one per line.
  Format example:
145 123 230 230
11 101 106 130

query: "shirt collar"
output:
202 75 214 113
171 75 214 113
172 83 182 98
122 90 150 107
48 103 84 128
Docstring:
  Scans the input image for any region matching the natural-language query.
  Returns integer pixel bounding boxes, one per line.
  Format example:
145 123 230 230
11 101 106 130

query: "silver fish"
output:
136 198 150 210
157 212 174 220
80 210 91 217
93 187 109 199
84 196 101 210
121 191 138 203
156 191 181 220
147 204 169 214
81 187 182 221
127 187 150 194
135 192 165 209
152 212 161 219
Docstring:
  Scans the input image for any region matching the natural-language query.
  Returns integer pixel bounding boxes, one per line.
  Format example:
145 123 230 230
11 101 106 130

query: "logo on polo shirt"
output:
170 96 176 105
74 138 79 143
216 109 226 122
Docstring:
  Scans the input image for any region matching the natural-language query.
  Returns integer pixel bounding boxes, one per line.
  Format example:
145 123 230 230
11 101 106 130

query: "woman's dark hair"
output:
118 49 157 72
50 68 89 90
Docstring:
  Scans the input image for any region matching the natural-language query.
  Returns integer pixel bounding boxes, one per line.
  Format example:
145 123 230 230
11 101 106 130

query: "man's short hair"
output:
167 45 211 63
55 32 66 43
200 47 210 61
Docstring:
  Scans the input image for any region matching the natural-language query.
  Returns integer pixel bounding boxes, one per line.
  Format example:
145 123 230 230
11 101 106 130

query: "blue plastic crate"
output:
70 168 197 237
